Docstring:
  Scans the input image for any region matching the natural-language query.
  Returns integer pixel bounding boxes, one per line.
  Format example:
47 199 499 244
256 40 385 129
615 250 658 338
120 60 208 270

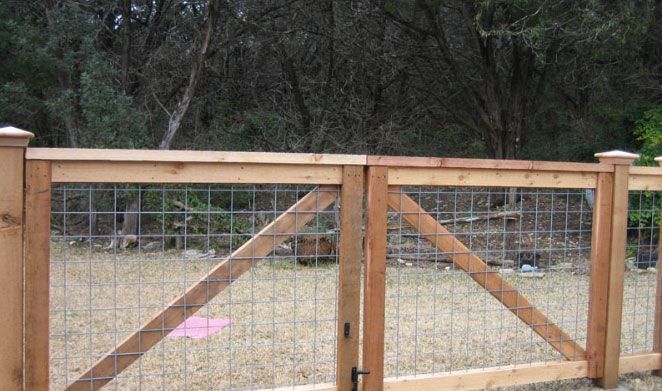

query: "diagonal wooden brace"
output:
68 186 339 391
387 187 586 361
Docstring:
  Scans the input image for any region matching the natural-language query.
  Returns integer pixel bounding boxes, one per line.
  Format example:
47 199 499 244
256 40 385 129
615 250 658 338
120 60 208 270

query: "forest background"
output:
1 0 661 164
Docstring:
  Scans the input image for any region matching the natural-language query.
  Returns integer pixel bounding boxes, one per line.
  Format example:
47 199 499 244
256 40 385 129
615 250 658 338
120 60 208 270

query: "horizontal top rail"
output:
387 167 599 188
628 166 662 191
24 148 660 188
368 155 614 172
26 148 614 172
28 149 615 172
26 148 367 166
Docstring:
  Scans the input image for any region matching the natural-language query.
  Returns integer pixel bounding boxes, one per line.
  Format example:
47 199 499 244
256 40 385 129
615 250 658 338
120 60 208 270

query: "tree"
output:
1 0 660 163
159 0 220 150
381 0 632 159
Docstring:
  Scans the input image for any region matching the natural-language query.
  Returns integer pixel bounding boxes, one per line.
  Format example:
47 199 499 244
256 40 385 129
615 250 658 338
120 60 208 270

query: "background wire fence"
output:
621 190 660 354
50 184 340 390
384 186 593 377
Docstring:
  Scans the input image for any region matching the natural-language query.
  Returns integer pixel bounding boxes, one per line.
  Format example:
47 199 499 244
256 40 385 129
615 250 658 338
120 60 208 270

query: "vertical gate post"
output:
336 166 365 390
593 150 639 389
587 170 614 380
361 166 388 391
0 127 34 390
654 156 662 377
25 160 52 390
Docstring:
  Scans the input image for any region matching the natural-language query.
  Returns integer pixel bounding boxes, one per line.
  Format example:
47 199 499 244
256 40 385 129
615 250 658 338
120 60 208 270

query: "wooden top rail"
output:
628 166 662 191
387 167 599 188
27 148 614 171
26 148 367 165
23 146 661 188
26 148 365 184
368 155 613 172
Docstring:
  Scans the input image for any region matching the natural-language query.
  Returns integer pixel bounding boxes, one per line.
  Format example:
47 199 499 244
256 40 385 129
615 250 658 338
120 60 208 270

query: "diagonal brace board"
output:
68 186 339 391
387 187 586 360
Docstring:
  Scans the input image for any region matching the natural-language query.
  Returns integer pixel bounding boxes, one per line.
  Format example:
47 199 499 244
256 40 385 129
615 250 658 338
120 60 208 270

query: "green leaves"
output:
627 107 662 235
634 107 662 166
628 191 660 242
79 55 146 148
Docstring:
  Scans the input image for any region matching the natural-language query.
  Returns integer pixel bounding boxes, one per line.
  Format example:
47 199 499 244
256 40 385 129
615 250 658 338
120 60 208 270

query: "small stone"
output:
198 249 216 258
121 235 138 249
405 262 413 267
184 249 201 258
625 257 636 271
499 268 515 274
274 243 293 256
142 241 162 252
518 272 545 278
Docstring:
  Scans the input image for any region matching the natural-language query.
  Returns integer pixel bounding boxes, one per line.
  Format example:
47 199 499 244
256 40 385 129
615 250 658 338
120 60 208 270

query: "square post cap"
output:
656 156 662 166
0 127 34 147
594 150 639 165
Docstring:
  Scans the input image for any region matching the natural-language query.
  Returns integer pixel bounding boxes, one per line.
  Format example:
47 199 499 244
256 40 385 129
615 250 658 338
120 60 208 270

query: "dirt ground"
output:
49 244 659 391
509 374 662 391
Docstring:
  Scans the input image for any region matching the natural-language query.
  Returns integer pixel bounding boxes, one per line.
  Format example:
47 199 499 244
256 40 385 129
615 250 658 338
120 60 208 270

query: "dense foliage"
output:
1 0 661 160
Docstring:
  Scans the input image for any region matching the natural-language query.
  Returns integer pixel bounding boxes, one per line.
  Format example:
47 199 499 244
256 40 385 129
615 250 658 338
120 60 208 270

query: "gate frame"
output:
20 137 366 391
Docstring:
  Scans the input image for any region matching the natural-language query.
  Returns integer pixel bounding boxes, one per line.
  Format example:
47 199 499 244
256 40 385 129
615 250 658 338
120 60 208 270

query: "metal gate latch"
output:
351 367 370 391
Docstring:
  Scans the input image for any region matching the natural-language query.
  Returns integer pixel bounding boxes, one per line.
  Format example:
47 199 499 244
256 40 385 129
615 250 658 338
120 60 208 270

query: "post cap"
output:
594 150 639 165
0 126 34 147
655 156 662 165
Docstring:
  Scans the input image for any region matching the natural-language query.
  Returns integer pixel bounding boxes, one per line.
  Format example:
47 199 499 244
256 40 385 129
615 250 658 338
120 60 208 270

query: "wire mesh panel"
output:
621 190 660 354
383 186 592 378
50 184 340 390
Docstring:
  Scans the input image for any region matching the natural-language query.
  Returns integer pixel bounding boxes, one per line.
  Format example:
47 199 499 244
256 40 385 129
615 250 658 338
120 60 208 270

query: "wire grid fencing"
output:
49 184 340 390
383 186 593 378
621 190 660 354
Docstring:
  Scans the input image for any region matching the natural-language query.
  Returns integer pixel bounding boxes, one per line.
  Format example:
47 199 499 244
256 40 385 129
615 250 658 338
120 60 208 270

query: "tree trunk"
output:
277 42 312 137
159 0 219 150
120 0 132 93
121 196 140 248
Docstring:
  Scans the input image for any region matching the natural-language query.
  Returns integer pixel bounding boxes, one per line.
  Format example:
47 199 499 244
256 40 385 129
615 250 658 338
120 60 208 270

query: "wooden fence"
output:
1 126 661 390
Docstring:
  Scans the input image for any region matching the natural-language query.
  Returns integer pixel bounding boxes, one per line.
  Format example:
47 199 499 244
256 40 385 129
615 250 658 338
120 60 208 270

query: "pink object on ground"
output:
167 317 232 339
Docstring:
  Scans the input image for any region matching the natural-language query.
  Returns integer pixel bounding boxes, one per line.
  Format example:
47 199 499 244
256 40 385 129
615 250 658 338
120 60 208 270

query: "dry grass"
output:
50 244 658 390
382 264 658 375
50 246 339 390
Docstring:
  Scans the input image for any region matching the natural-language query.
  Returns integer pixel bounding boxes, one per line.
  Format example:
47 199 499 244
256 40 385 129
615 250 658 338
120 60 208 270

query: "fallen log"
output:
387 210 520 231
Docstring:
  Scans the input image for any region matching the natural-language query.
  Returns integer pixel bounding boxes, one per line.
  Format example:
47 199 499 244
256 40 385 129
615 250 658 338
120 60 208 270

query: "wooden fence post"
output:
592 150 639 389
654 156 662 377
362 166 388 391
0 127 34 390
336 166 364 390
25 160 52 390
587 171 614 379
